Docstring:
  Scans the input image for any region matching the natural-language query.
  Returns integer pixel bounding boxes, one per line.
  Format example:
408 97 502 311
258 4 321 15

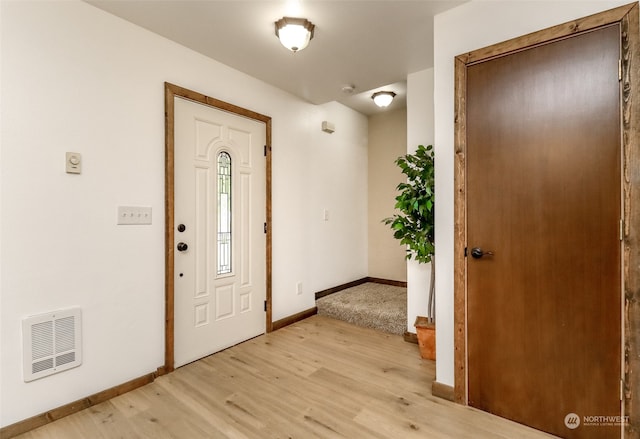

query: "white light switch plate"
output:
117 206 152 225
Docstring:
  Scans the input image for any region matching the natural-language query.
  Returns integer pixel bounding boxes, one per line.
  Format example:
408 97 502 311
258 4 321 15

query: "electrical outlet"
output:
296 282 303 295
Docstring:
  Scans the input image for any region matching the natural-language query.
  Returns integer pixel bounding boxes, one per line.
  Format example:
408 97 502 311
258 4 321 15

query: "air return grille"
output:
22 308 82 382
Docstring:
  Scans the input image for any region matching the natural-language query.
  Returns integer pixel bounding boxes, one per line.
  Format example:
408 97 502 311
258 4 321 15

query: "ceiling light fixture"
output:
372 91 396 108
275 17 315 53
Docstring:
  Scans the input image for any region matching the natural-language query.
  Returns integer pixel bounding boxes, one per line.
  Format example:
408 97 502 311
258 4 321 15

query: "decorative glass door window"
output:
217 152 232 275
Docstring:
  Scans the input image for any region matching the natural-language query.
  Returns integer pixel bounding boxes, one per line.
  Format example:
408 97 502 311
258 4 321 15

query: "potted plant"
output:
383 144 435 360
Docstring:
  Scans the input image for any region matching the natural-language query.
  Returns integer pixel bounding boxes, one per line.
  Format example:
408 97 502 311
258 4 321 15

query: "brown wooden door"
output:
466 25 621 438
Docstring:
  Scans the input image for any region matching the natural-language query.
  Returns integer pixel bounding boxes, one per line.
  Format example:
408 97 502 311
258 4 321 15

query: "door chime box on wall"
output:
22 308 82 382
321 121 335 133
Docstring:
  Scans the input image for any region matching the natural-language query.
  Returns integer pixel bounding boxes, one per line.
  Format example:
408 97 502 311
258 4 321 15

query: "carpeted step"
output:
315 283 406 335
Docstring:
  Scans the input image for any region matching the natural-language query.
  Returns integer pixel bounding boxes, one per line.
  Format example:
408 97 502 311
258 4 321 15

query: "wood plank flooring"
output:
15 316 556 438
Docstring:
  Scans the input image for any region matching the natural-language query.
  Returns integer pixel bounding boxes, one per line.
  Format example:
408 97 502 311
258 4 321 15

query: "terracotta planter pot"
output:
414 316 436 360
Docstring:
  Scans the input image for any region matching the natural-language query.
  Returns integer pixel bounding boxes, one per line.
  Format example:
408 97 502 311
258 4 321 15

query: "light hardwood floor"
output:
15 316 556 438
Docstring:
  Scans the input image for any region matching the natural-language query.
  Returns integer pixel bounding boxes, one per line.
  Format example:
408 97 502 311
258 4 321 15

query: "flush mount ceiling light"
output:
275 17 315 53
372 91 396 108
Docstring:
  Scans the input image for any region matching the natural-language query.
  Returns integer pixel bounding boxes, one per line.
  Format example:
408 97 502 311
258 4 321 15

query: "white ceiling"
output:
85 0 465 116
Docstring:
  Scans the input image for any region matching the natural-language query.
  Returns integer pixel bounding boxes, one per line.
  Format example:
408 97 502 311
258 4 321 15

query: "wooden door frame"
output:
453 2 640 434
162 82 272 374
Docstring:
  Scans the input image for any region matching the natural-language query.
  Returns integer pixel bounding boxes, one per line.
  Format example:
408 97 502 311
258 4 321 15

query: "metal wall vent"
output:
22 308 82 382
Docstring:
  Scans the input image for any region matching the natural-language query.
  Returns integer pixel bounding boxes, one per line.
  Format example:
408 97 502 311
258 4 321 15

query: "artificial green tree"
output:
384 144 435 323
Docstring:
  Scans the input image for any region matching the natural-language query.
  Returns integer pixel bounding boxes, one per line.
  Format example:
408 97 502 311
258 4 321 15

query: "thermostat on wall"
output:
66 152 82 174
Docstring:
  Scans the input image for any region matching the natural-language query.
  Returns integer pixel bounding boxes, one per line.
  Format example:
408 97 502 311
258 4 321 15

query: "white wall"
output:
433 0 632 387
0 1 368 426
307 102 369 294
406 68 434 333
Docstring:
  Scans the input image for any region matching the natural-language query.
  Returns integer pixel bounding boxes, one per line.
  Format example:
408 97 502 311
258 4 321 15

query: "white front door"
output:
174 96 266 368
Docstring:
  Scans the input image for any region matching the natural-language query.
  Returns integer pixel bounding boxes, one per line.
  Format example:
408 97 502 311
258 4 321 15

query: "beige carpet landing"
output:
315 282 407 335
